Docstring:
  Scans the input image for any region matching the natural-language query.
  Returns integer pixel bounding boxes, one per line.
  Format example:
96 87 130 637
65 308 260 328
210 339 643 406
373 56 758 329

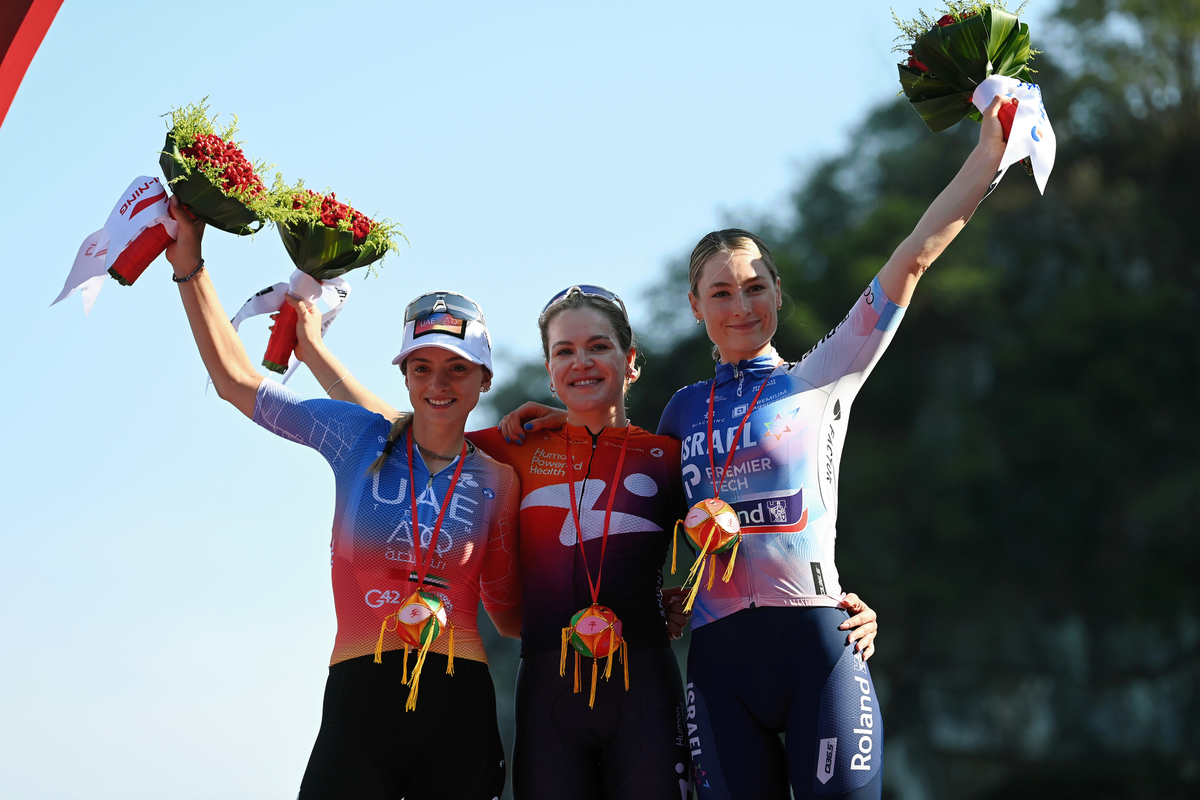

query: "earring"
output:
550 383 556 396
481 386 490 393
695 317 703 325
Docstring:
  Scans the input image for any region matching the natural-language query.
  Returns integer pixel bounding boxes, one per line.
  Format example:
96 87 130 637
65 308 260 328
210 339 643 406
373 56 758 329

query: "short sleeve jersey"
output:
253 380 521 666
469 425 685 656
657 276 904 629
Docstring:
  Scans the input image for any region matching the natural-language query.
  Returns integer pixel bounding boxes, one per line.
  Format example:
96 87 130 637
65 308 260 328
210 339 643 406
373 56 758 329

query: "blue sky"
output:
0 2 1052 797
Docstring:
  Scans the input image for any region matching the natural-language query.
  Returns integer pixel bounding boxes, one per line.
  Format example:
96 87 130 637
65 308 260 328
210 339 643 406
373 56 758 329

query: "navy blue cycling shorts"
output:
686 606 883 800
513 646 691 800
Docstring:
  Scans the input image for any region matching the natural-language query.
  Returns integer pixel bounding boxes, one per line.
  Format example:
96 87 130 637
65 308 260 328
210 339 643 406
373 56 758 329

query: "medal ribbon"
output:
565 426 632 604
406 432 469 588
707 371 773 501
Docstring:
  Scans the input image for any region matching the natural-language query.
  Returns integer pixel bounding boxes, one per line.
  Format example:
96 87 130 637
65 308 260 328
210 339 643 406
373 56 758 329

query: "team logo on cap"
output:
413 312 467 340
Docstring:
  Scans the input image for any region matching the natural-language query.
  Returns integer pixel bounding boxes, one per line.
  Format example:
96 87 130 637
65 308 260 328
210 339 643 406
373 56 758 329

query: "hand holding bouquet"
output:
54 100 289 314
893 1 1056 192
233 185 405 375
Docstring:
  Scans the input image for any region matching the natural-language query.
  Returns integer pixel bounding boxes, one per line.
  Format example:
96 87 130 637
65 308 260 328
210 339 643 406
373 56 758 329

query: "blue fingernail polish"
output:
504 436 511 444
524 423 533 430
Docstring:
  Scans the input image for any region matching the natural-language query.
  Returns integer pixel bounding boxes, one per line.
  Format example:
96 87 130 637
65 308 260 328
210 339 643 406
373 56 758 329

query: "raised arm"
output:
287 294 400 419
878 96 1008 307
166 197 263 418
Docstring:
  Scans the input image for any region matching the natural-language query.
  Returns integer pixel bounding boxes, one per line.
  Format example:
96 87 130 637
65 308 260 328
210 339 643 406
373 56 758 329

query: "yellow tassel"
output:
671 520 681 574
374 617 389 664
683 560 704 615
405 644 431 712
707 557 717 590
574 651 581 693
686 529 714 584
402 644 410 685
560 627 571 677
722 536 741 583
446 626 455 676
603 626 616 681
623 641 630 690
589 656 599 708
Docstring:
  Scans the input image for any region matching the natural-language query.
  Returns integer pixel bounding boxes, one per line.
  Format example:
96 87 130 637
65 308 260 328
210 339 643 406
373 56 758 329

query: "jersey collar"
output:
714 351 784 384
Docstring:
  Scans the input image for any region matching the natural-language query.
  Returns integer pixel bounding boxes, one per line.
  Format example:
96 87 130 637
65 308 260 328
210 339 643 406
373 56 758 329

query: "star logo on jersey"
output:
763 407 803 442
521 476 663 545
482 488 495 499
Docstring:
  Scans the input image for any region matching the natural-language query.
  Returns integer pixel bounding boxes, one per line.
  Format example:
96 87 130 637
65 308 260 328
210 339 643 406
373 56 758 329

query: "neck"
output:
409 416 466 461
718 343 781 366
566 406 627 435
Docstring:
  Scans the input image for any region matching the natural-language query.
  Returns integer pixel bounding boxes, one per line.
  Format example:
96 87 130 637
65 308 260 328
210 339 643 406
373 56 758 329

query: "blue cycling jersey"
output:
657 275 904 629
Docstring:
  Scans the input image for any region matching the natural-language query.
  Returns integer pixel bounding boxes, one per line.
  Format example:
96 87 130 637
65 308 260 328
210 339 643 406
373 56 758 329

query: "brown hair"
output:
539 292 640 393
365 413 414 475
688 229 782 361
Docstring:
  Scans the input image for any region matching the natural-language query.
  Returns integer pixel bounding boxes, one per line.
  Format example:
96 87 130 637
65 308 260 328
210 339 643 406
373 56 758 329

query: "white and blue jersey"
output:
657 275 904 629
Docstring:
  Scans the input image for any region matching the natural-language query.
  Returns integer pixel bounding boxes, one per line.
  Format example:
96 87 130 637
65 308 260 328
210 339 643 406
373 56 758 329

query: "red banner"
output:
0 0 64 130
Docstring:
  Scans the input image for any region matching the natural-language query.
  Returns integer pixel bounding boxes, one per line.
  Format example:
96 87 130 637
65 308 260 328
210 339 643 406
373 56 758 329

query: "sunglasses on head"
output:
404 291 485 325
540 284 628 321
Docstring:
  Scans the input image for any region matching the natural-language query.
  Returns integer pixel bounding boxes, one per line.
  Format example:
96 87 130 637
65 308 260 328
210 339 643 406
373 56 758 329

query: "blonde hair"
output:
688 229 782 361
365 412 414 475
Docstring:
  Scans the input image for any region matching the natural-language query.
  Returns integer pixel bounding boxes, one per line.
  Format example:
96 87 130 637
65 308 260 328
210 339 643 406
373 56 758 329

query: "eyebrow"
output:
552 334 615 348
407 354 468 364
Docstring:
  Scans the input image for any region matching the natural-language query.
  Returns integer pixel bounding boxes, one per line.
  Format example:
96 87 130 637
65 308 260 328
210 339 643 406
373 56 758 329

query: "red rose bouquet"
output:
893 2 1056 192
256 185 405 373
158 99 290 237
893 2 1036 135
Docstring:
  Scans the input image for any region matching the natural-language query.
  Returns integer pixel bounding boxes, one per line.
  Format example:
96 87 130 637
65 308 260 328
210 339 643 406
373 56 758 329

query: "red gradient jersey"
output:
469 424 684 656
253 381 521 666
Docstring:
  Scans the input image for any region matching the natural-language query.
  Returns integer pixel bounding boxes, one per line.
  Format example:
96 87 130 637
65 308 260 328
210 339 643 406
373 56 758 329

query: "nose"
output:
733 289 753 314
571 350 594 368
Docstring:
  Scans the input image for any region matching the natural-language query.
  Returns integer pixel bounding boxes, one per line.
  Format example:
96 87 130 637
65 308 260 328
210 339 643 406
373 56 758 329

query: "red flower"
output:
908 56 930 72
937 14 955 26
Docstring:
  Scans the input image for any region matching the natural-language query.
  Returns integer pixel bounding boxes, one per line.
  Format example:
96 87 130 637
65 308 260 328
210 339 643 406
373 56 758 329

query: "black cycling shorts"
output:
686 606 883 800
513 646 691 800
298 650 506 800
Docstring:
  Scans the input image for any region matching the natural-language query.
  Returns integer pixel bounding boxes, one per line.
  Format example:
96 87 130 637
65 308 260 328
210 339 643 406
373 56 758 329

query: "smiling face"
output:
544 307 637 430
689 245 782 364
403 346 490 431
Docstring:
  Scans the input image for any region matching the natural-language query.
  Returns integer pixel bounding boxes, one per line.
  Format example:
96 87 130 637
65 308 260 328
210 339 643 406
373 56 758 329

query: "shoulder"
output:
464 449 520 504
254 379 387 437
657 379 711 436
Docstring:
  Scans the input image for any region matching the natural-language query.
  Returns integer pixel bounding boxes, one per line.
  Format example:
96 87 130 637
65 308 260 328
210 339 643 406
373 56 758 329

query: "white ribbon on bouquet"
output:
972 75 1056 195
52 176 178 315
225 270 350 385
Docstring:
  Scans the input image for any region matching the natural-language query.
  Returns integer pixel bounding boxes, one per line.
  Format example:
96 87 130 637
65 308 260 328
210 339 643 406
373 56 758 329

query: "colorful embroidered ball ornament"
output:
375 588 455 711
561 603 628 707
372 433 468 711
674 497 742 612
557 426 633 708
672 373 775 613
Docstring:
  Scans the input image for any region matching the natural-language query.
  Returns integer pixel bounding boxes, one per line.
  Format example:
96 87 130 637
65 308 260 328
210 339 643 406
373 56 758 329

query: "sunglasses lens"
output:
540 285 627 320
405 292 482 323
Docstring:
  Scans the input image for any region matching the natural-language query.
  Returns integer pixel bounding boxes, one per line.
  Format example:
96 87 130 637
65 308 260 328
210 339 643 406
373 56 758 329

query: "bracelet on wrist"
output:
172 258 205 283
325 373 352 394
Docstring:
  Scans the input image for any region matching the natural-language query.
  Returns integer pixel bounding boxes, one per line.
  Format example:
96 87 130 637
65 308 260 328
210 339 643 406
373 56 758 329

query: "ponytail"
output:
366 412 414 475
